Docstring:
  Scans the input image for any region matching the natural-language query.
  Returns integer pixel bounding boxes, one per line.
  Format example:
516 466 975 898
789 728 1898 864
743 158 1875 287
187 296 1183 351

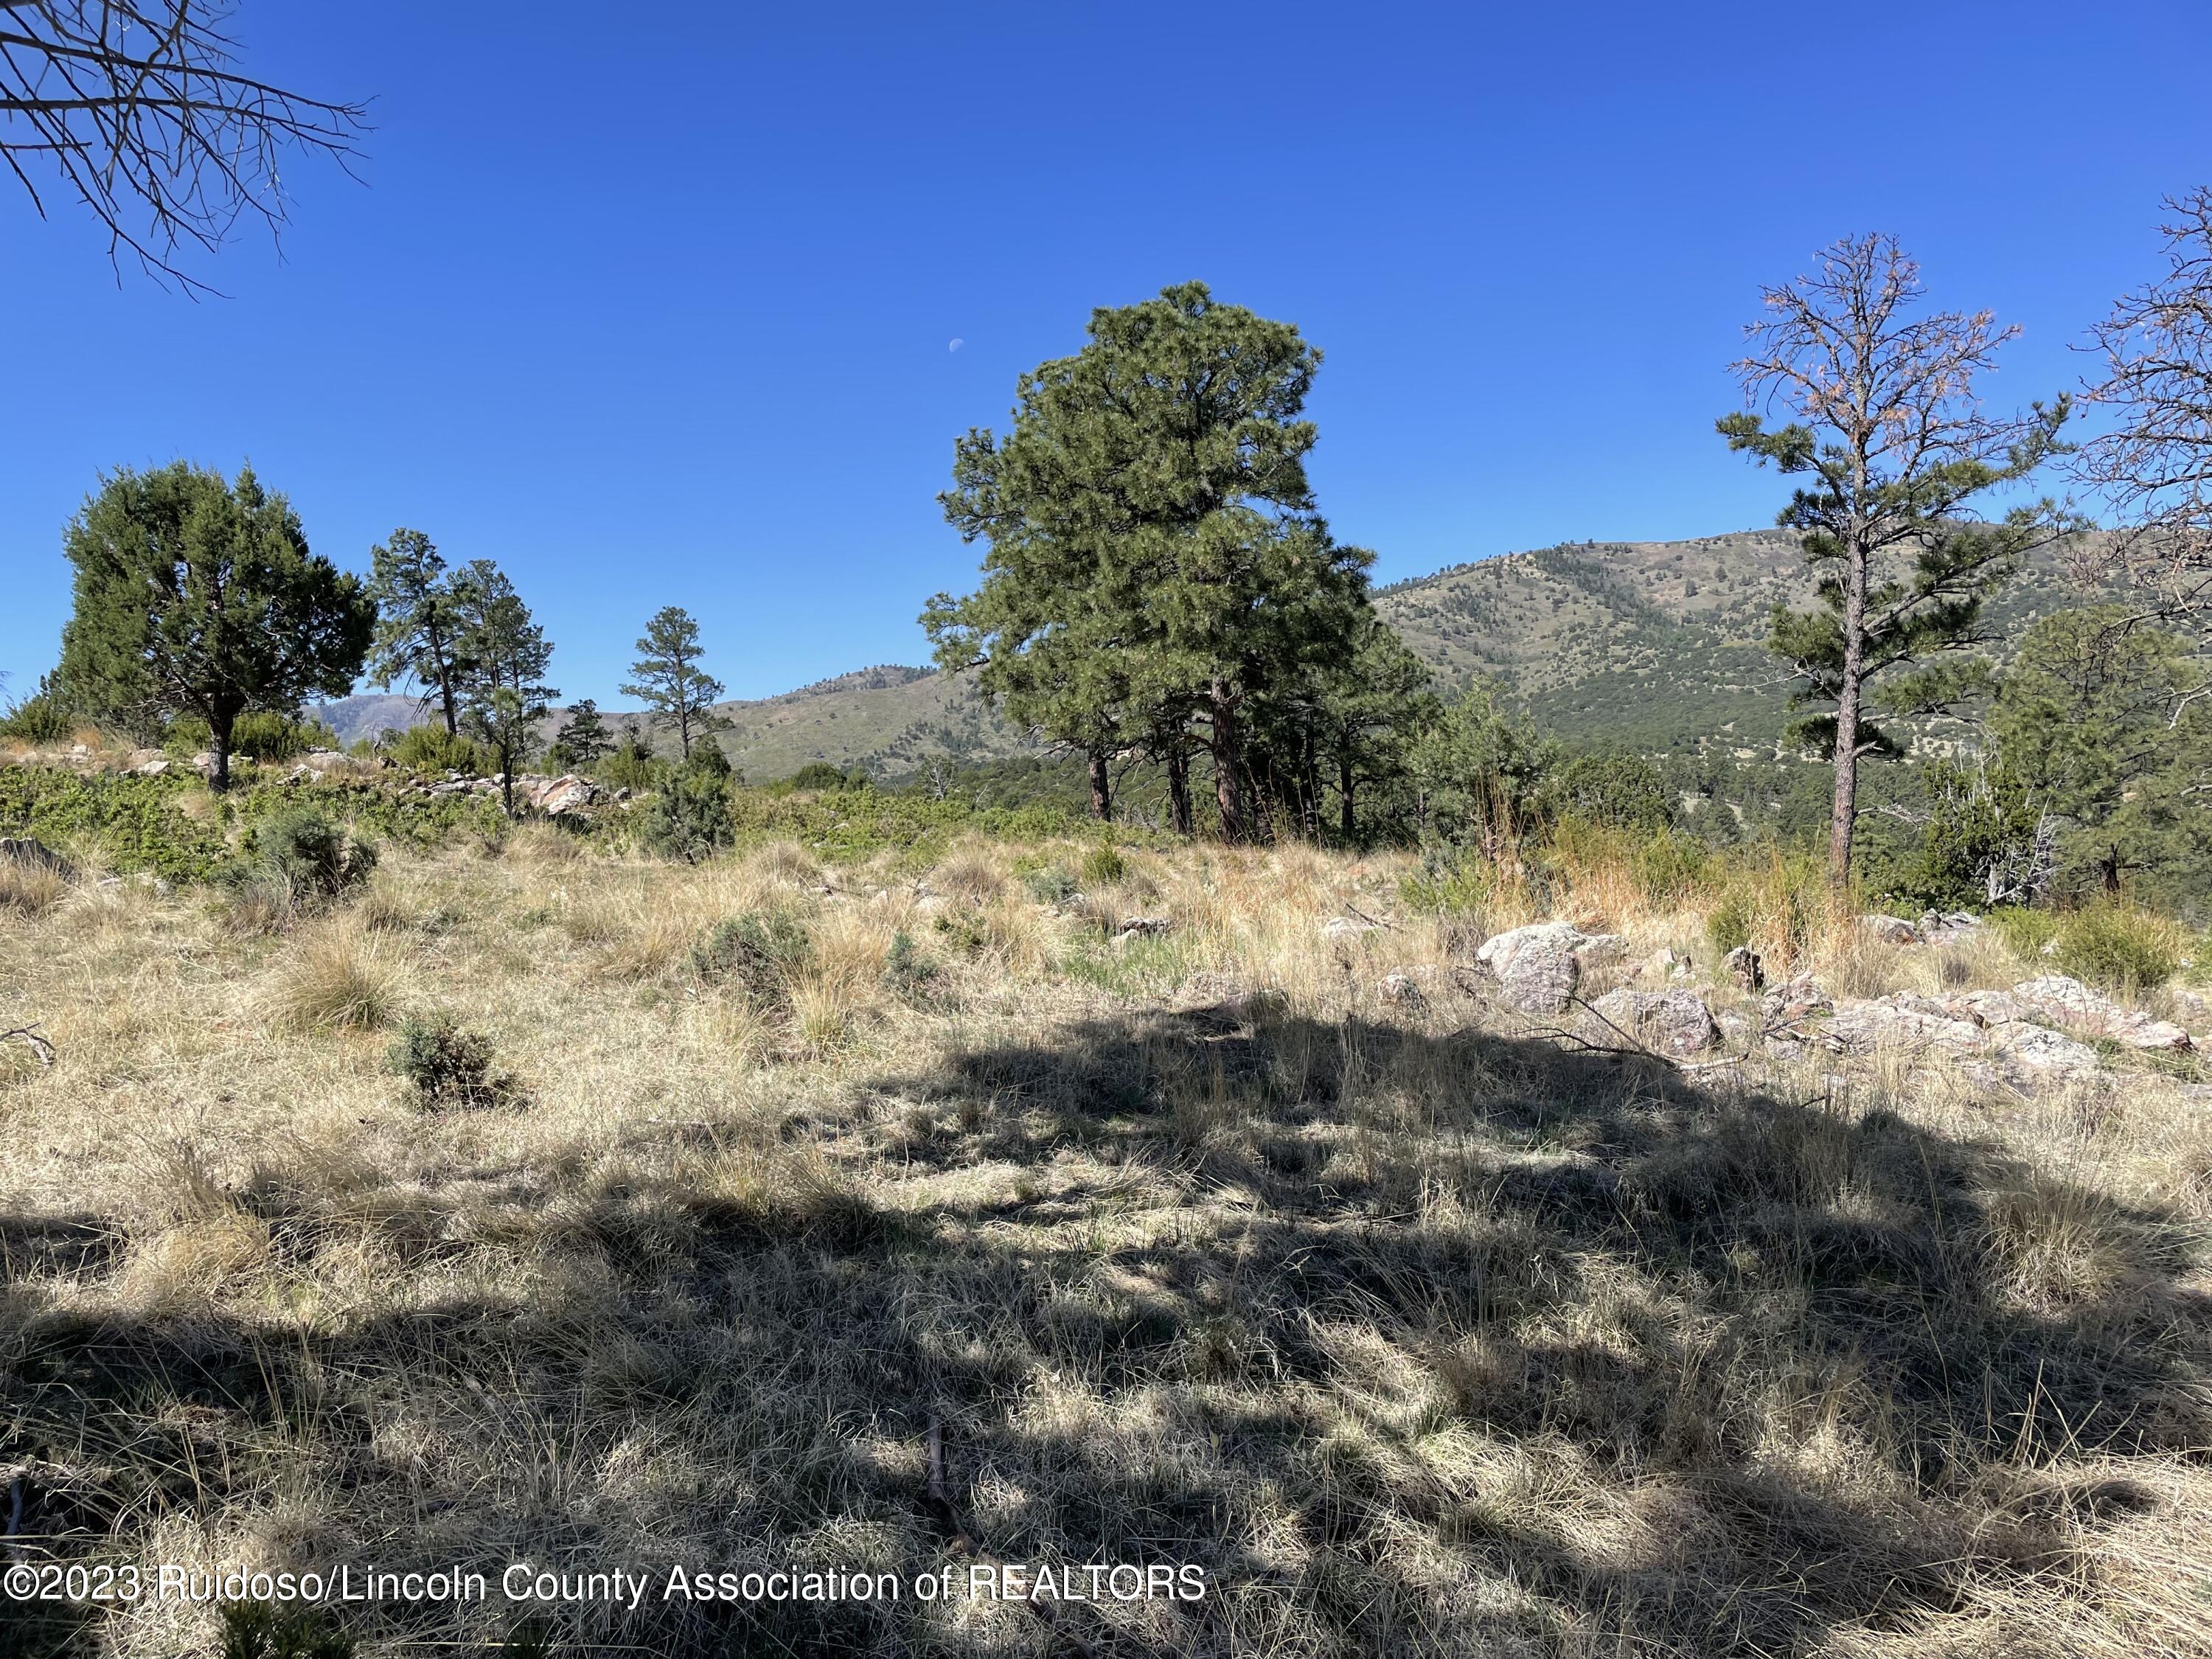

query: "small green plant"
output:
692 910 811 1003
387 1011 501 1106
1705 888 1755 956
599 735 662 794
1399 845 1496 915
1988 905 2059 961
220 1600 356 1659
1631 830 1707 905
1024 864 1080 904
933 909 988 957
250 808 378 902
789 760 846 791
884 929 941 999
643 766 734 863
1080 841 1127 886
2053 902 2185 992
231 711 340 762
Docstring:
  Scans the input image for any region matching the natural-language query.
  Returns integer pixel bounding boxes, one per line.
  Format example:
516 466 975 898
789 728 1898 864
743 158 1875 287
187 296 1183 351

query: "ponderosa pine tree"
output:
549 698 612 771
1719 234 2072 892
366 528 471 736
56 462 372 790
926 282 1370 842
451 560 555 817
622 607 729 762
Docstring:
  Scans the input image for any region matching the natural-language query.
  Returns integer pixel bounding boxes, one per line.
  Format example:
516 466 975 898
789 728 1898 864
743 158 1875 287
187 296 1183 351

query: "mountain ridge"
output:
317 527 2108 774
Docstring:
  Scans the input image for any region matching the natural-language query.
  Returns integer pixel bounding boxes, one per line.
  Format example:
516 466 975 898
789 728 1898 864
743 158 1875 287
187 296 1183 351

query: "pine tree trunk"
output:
1829 535 1869 895
1166 747 1192 836
209 713 234 793
1339 754 1355 841
1087 749 1112 821
1208 680 1248 844
437 672 459 737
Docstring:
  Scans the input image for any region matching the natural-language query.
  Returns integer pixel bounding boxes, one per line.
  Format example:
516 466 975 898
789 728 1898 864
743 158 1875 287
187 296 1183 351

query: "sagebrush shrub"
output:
884 929 941 999
387 1011 499 1106
1081 842 1127 886
692 910 810 1003
1024 865 1079 904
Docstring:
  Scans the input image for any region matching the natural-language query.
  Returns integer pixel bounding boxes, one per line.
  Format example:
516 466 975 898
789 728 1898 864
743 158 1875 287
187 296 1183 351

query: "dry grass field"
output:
4 832 2211 1657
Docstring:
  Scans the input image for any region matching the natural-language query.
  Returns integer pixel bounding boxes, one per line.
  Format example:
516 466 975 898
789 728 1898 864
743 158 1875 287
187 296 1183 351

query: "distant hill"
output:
319 529 2112 776
1372 528 2108 757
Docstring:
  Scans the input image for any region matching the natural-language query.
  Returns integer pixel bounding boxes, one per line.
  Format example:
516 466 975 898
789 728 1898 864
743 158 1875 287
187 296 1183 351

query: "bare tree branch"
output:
0 1 369 293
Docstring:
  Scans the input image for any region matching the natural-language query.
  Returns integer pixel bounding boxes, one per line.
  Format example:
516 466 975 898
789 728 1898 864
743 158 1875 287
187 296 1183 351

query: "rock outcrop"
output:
1474 922 1624 1015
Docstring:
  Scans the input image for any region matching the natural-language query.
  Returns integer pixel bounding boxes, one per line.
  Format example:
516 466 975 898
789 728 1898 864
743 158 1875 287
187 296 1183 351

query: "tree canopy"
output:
56 461 372 788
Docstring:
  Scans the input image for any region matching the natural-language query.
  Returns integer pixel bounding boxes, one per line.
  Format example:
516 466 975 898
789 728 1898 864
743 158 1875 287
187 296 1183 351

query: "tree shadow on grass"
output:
0 1003 2205 1656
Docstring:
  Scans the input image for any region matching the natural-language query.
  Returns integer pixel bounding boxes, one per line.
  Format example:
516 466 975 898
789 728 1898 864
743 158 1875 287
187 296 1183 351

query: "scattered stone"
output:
1117 917 1172 937
1917 910 1983 944
526 773 599 815
1988 1023 2102 1073
1377 972 1425 1007
0 838 77 884
1819 1000 1984 1057
131 757 170 777
1952 989 2031 1028
1761 971 1829 1021
1860 914 1923 946
2011 974 2194 1051
1644 946 1692 982
1584 987 1719 1056
1724 945 1764 992
189 751 215 773
1321 915 1377 943
1475 922 1599 1015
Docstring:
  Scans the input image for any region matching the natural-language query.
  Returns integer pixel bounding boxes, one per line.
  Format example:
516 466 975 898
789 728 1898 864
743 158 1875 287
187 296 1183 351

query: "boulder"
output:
1761 972 1830 1022
1819 1000 1985 1057
1917 910 1984 944
1952 989 2032 1028
1988 1023 2101 1073
0 838 77 884
1722 945 1764 992
1584 987 1720 1056
1860 914 1923 946
1116 917 1172 937
131 757 170 778
1321 915 1377 944
1474 922 1596 1015
526 773 599 815
2011 974 2194 1052
1377 972 1426 1007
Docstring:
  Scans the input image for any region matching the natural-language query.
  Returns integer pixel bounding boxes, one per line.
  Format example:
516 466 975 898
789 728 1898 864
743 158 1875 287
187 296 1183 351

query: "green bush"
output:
789 761 846 791
390 723 489 774
1399 845 1498 915
232 711 340 762
0 768 231 881
1080 841 1127 886
248 808 378 902
599 736 662 795
1705 888 1756 956
1631 830 1707 905
644 766 735 862
386 1012 501 1107
1024 864 1080 903
2052 903 2185 991
0 685 71 744
884 929 941 999
1988 905 2059 961
692 910 811 1003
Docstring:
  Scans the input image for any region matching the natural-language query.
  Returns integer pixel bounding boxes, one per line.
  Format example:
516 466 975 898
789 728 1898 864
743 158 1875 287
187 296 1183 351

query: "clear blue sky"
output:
3 0 2208 706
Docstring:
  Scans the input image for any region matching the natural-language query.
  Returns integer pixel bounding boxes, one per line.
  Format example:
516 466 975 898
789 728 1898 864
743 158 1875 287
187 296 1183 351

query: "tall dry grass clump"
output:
260 918 408 1030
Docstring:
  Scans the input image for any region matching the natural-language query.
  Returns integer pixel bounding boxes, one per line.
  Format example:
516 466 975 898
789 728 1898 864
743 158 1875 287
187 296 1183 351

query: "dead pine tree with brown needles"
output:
1719 233 2073 894
0 0 369 289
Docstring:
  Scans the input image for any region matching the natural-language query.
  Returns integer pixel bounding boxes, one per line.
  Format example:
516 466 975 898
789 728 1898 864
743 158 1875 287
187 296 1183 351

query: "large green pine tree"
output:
451 560 556 816
366 528 470 736
622 607 729 762
56 462 372 790
926 281 1371 841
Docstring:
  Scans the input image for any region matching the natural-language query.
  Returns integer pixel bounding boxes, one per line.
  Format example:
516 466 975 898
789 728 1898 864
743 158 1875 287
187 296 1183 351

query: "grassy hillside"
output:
3 816 2208 1658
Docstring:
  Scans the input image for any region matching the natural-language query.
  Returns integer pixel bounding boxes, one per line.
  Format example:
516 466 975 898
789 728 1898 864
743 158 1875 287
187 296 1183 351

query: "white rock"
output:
1860 914 1923 946
1377 972 1425 1006
1585 987 1719 1056
1475 922 1590 1015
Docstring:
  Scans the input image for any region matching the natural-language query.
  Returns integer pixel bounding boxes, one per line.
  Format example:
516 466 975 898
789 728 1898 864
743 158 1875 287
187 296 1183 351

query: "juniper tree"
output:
451 560 555 816
55 462 372 790
1719 234 2071 891
927 282 1370 841
622 606 729 761
366 528 470 736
